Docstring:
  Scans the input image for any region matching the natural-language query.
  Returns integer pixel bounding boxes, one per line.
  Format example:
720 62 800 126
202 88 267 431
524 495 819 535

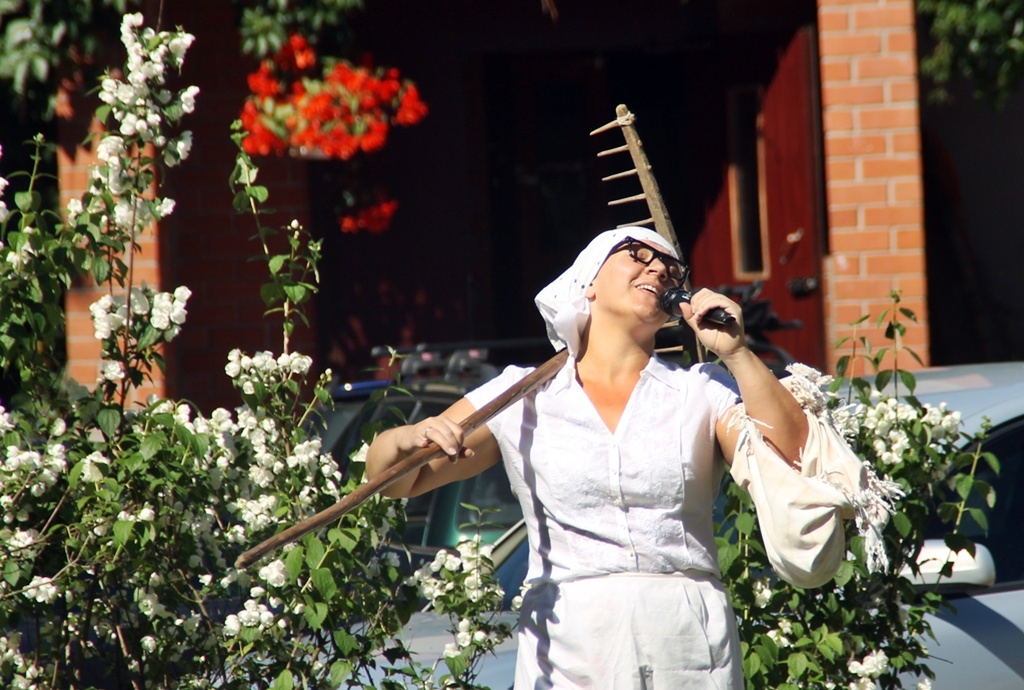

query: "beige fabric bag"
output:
728 365 904 589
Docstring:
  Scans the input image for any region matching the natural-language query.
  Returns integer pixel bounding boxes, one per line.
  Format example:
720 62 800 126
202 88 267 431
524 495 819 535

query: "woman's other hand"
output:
680 288 746 359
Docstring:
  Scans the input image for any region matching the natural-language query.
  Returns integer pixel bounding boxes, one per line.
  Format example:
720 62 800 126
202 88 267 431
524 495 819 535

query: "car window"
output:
929 416 1024 585
454 464 521 530
495 531 530 611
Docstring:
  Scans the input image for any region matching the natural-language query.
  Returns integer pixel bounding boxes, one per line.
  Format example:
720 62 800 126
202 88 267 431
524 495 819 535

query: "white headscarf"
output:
534 226 679 355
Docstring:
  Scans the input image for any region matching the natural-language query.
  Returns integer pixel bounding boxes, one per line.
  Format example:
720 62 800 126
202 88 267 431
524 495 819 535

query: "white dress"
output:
465 354 744 690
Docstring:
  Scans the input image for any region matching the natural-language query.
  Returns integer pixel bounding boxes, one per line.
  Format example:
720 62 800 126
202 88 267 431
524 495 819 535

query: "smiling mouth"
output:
635 284 661 297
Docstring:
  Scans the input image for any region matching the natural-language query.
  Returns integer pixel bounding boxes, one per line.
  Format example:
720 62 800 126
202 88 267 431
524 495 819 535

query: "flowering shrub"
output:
399 514 517 688
0 12 502 690
239 32 427 235
719 298 992 690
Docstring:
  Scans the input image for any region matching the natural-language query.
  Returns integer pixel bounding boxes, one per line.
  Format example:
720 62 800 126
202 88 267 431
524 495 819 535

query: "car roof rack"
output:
370 337 550 384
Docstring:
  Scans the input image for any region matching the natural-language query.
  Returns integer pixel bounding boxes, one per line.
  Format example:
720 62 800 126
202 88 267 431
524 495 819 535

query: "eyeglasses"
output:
609 237 688 285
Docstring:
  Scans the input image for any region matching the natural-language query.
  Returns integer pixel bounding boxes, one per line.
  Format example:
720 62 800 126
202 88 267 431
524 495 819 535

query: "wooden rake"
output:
235 104 690 569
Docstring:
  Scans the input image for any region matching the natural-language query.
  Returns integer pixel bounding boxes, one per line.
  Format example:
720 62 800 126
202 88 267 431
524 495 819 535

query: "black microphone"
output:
659 287 736 326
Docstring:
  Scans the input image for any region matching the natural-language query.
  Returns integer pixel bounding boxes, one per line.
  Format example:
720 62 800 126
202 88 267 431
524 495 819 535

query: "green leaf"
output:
282 283 309 303
975 479 996 508
260 282 285 307
96 407 121 439
248 185 270 203
268 254 288 275
966 507 989 532
305 537 326 568
328 527 359 553
953 473 974 500
92 258 111 284
786 651 809 678
311 567 338 600
113 520 134 546
444 652 470 678
303 601 328 628
944 532 975 557
735 512 756 536
333 629 359 655
285 544 305 581
892 511 912 537
271 670 294 690
835 354 850 378
68 459 84 488
4 559 22 586
14 190 40 213
139 433 163 461
138 325 162 349
833 560 855 587
874 369 893 392
232 190 250 212
329 660 353 686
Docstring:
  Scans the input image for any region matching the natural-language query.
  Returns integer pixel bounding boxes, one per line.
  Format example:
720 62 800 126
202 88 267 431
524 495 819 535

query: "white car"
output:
397 362 1024 689
894 362 1024 688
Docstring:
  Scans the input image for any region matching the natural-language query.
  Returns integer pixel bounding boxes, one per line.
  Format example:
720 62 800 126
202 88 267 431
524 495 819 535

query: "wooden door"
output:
690 26 826 369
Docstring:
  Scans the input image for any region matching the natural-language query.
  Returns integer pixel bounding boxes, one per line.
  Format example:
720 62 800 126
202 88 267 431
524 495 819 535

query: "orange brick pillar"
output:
60 125 167 406
816 0 930 373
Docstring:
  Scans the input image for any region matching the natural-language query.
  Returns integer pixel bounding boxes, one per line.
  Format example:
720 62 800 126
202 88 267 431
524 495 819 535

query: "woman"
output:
366 226 810 689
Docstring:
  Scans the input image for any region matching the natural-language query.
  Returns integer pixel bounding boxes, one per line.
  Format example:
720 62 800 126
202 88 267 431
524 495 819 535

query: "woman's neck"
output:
575 321 655 383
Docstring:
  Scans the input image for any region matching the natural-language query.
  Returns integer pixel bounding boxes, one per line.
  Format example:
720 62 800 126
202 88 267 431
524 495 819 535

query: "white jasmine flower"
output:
753 578 772 608
24 576 58 604
350 442 369 465
101 361 126 383
258 559 288 588
848 649 889 678
80 452 110 483
223 614 240 637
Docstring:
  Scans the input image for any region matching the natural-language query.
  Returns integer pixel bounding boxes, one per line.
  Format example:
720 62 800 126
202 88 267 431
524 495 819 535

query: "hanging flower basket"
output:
239 34 427 233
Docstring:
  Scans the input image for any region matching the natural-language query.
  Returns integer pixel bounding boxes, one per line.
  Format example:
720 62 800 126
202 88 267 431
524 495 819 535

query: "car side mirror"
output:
902 538 997 590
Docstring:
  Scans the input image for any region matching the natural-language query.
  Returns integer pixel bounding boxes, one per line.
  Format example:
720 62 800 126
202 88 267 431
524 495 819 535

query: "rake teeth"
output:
589 119 623 136
597 144 630 157
608 192 648 207
616 218 655 228
602 168 639 182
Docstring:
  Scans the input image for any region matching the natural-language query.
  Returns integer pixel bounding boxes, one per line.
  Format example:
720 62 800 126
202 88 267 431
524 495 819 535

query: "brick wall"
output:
816 0 929 372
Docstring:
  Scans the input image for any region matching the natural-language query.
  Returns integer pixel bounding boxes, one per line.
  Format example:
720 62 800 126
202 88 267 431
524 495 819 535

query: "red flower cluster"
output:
240 35 428 160
239 34 427 234
340 198 399 235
